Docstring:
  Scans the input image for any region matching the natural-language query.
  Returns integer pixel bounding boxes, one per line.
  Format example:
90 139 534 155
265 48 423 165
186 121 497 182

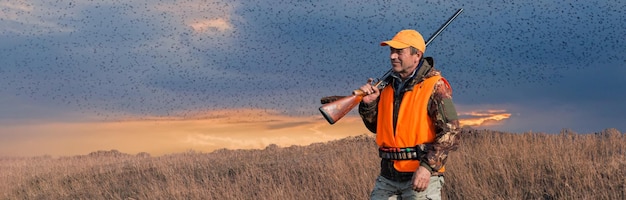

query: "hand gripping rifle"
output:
318 8 463 124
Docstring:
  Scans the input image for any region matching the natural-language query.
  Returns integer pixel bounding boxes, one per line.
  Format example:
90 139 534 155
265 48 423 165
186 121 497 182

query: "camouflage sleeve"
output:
358 99 379 133
421 78 461 173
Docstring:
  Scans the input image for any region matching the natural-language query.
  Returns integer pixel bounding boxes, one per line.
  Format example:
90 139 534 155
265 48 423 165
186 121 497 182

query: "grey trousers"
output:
370 175 444 200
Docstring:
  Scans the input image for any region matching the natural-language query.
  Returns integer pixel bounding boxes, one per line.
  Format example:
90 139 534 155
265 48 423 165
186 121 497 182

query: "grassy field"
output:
1 128 625 199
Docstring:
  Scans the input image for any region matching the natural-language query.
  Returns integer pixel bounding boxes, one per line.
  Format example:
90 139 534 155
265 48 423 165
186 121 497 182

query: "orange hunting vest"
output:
376 75 447 173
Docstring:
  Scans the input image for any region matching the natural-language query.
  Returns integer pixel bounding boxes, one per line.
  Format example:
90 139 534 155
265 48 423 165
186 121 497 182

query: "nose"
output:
390 52 398 60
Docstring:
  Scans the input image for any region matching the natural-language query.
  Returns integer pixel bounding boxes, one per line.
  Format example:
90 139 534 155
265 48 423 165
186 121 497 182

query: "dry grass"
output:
1 128 625 199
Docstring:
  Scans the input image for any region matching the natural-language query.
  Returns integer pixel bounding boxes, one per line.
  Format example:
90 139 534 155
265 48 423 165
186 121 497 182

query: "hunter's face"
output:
389 47 421 77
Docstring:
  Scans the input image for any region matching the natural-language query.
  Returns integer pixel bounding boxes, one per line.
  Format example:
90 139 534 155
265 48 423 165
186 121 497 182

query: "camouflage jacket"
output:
359 57 460 178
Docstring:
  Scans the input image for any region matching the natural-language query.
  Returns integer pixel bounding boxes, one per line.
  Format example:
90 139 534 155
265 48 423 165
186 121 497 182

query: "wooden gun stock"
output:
319 90 365 124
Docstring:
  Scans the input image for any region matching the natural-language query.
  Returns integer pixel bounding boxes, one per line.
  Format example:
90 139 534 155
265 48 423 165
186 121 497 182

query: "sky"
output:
0 0 624 157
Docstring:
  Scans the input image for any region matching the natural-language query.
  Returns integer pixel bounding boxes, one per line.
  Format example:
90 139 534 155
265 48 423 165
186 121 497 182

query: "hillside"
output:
1 128 624 199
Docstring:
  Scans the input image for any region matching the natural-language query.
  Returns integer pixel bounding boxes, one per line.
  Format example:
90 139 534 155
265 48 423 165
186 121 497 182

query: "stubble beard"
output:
391 62 403 73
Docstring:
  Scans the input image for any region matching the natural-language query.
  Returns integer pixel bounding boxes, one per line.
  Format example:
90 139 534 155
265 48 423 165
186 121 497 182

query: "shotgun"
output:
319 8 463 124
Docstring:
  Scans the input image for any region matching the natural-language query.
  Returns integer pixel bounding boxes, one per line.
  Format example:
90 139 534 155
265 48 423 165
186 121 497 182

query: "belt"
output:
378 146 422 160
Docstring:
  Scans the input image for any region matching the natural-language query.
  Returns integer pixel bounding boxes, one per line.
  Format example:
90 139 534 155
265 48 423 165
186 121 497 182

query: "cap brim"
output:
380 40 410 49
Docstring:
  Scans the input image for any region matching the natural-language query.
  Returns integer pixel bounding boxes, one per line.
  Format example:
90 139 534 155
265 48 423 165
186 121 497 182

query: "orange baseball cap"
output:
380 29 426 53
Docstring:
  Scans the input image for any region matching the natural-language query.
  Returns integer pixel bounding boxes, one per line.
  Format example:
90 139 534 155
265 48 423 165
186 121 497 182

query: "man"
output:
358 29 461 200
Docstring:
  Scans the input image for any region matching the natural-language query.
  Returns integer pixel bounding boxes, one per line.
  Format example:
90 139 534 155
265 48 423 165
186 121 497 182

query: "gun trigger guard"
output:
377 81 387 90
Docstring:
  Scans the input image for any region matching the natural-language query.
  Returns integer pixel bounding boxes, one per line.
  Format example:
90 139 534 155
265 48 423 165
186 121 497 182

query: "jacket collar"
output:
390 57 437 92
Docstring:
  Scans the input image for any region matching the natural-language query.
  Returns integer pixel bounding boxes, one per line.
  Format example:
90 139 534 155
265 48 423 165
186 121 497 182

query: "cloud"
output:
0 0 250 119
189 18 233 32
0 1 75 35
152 0 239 34
0 1 31 16
459 110 512 127
0 0 624 135
0 109 369 157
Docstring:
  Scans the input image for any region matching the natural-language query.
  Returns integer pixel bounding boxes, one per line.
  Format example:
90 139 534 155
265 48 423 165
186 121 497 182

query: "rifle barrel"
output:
425 8 463 46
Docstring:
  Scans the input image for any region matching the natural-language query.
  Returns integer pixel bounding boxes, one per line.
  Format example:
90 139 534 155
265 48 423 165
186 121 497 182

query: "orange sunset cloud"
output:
458 109 512 127
0 109 370 157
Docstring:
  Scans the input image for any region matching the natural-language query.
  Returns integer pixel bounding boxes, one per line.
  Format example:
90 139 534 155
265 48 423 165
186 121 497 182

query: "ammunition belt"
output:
378 146 422 160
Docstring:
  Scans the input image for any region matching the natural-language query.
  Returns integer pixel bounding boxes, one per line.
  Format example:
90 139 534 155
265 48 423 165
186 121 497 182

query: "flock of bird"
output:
0 0 623 121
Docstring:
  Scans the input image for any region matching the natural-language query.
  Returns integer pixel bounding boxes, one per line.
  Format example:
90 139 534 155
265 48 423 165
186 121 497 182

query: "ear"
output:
414 52 423 64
